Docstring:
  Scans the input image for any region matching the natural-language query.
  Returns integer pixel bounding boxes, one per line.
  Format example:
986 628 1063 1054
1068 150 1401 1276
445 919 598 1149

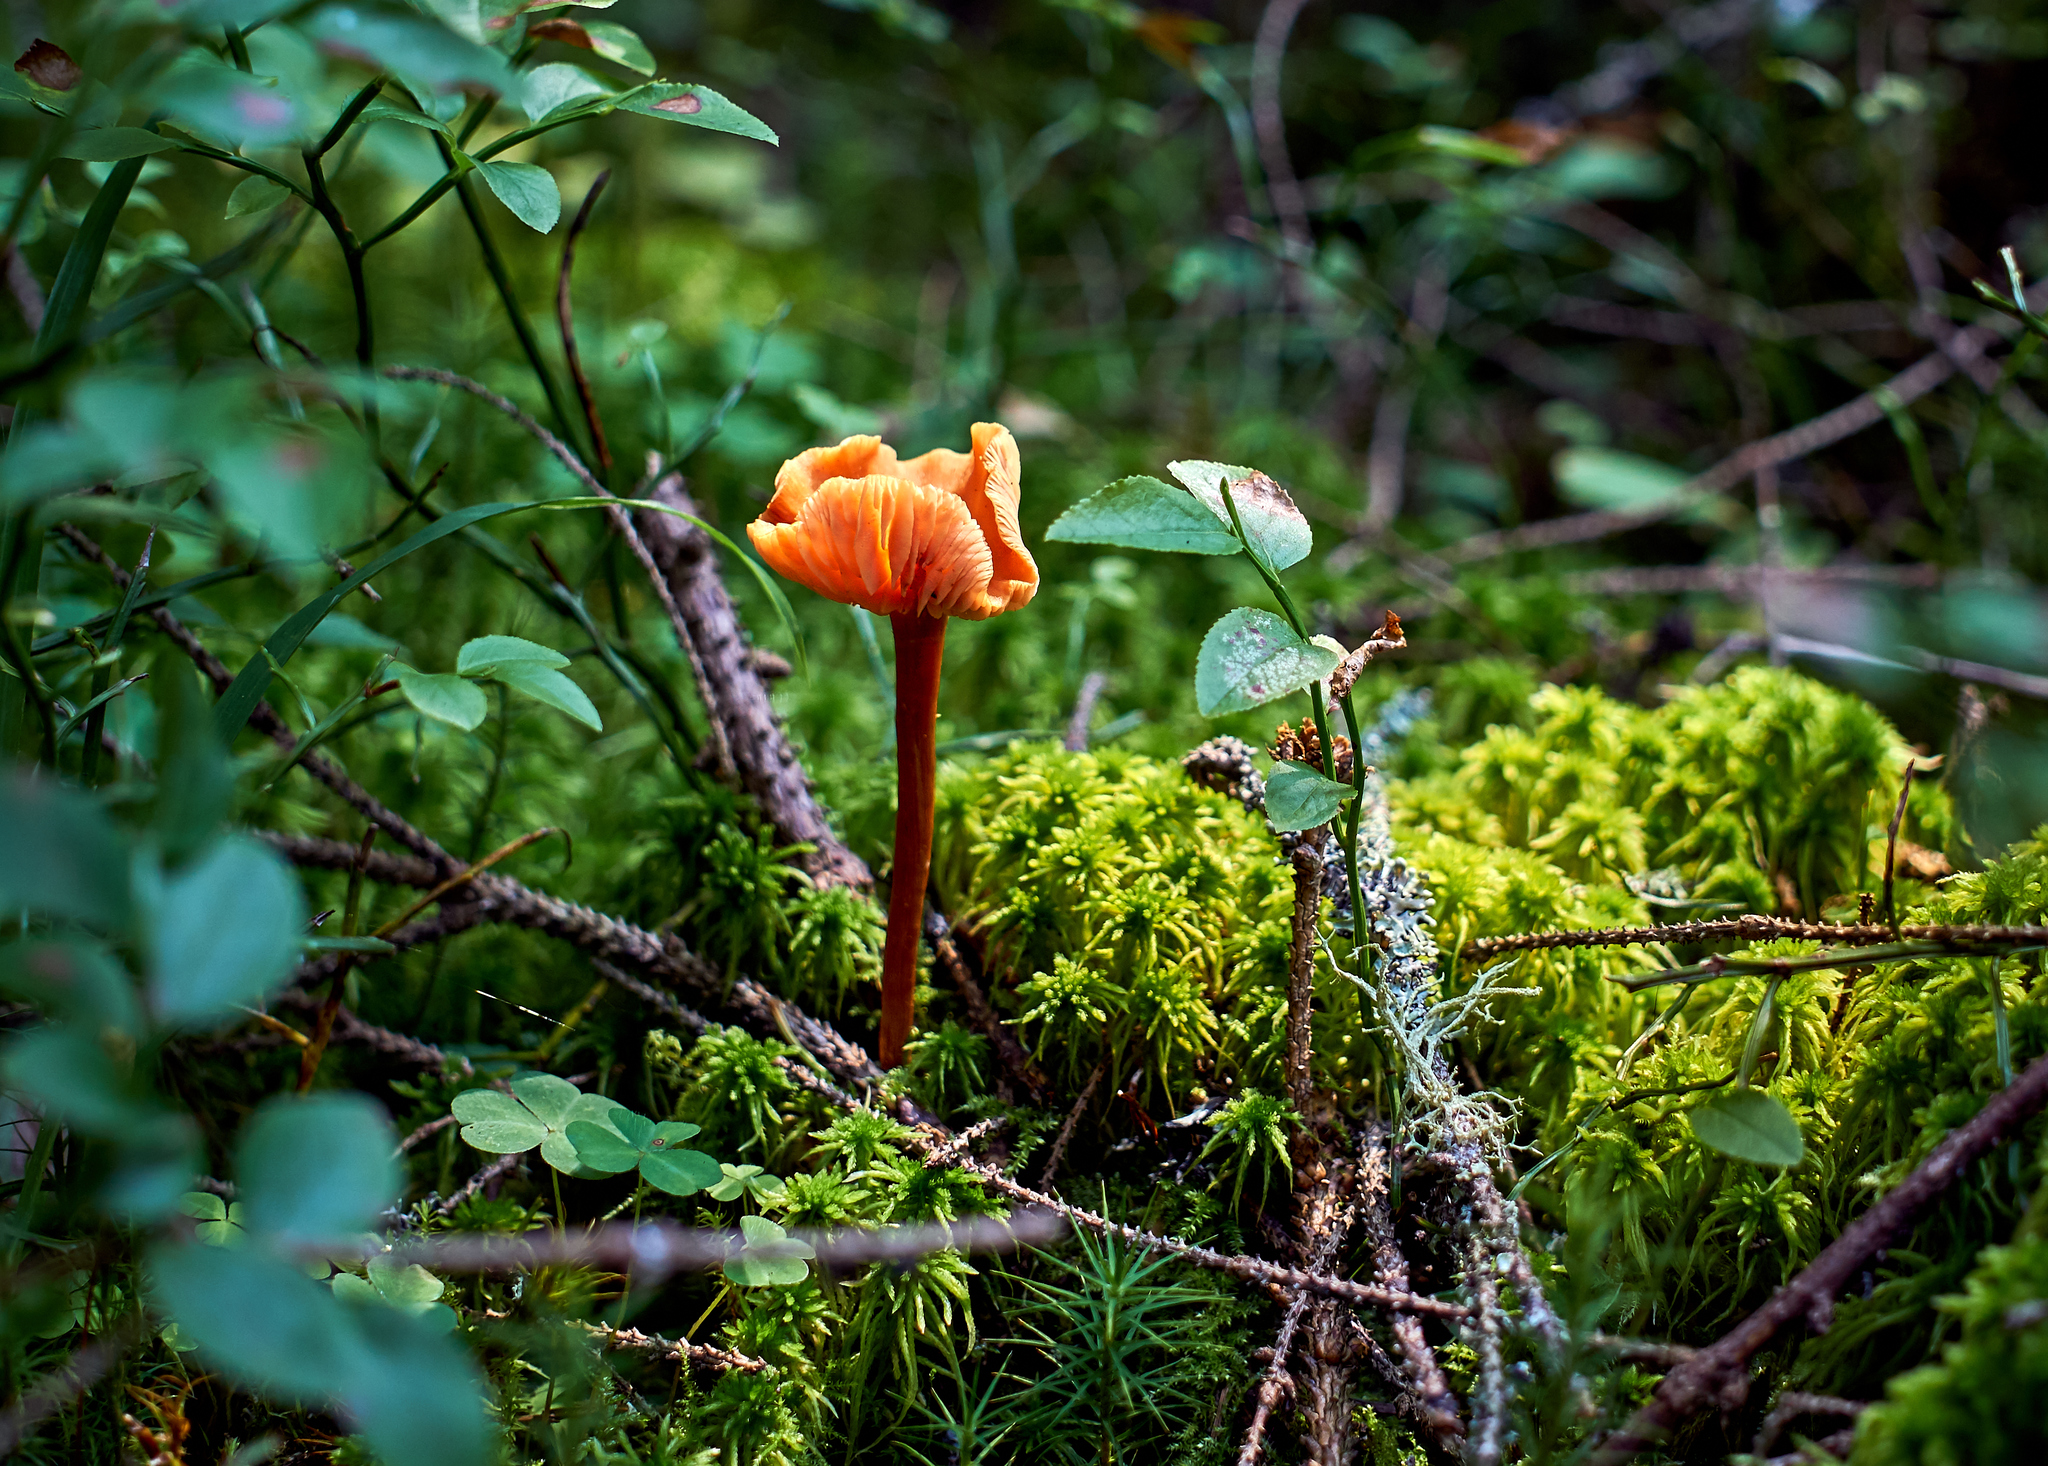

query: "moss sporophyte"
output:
749 426 1039 1065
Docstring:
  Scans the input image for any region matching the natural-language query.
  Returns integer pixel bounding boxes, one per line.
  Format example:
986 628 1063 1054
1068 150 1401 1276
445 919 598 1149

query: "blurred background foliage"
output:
11 0 2048 1460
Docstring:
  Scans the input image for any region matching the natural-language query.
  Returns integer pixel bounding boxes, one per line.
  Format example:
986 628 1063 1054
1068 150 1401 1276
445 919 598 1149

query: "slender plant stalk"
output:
880 613 947 1067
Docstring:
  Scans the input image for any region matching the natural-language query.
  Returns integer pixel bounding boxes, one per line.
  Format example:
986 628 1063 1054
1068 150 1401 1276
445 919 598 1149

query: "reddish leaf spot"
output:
14 38 80 92
654 92 704 115
529 18 595 48
236 90 293 128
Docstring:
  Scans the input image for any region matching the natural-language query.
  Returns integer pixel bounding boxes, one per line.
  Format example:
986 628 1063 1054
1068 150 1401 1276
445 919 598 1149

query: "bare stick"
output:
1441 325 1999 565
3 239 44 332
1593 1044 2048 1463
1237 1293 1309 1466
1285 828 1324 1120
1062 670 1107 751
1754 1393 1867 1457
438 1151 523 1216
1460 914 2048 961
1357 1124 1464 1447
1465 1231 1508 1466
926 907 1047 1102
556 171 613 475
630 471 871 889
1882 760 1917 928
579 1322 764 1374
1038 1055 1107 1189
1249 0 1314 250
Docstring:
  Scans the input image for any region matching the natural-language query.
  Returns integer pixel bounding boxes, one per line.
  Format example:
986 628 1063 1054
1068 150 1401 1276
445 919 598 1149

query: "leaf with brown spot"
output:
14 38 80 92
527 17 593 48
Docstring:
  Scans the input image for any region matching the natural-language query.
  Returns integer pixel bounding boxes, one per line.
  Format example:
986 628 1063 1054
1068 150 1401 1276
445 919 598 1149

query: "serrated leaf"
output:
518 61 611 122
1264 761 1354 833
1045 475 1243 555
475 159 561 233
225 175 290 219
1688 1090 1805 1167
1194 608 1342 717
395 667 487 730
1168 460 1312 571
456 634 569 675
58 127 178 161
149 837 305 1024
493 662 601 730
616 82 777 143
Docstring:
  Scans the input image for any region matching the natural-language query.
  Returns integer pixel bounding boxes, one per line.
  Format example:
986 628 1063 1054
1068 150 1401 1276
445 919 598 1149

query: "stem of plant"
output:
300 148 376 439
880 612 947 1068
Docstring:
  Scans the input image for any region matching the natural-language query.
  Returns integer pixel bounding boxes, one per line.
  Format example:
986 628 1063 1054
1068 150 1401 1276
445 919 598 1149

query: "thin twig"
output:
1593 1044 2048 1463
381 366 735 778
1883 761 1918 927
1357 1123 1464 1448
579 1322 764 1374
1237 1292 1309 1466
1754 1392 1867 1457
926 907 1046 1102
1285 828 1324 1119
557 170 613 475
437 1151 523 1216
1461 914 2048 962
1062 670 1107 751
1037 1056 1107 1189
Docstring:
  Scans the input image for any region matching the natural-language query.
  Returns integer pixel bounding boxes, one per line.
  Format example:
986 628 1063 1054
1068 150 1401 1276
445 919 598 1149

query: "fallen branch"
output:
1592 1045 2048 1463
579 1322 764 1375
630 471 872 891
1357 1124 1463 1448
1038 1056 1107 1189
925 907 1047 1103
1460 915 2048 962
380 365 736 779
1236 1293 1308 1466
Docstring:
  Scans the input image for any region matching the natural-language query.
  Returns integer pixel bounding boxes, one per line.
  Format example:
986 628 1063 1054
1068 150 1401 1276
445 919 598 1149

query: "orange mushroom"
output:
750 424 1038 1066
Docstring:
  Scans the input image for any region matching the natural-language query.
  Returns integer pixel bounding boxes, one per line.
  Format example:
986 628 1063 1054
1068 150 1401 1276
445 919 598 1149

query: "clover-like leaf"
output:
1263 762 1355 833
179 1191 248 1248
565 1105 720 1195
722 1213 813 1288
1688 1090 1806 1168
708 1163 787 1206
451 1074 617 1175
1194 609 1344 717
334 1255 454 1333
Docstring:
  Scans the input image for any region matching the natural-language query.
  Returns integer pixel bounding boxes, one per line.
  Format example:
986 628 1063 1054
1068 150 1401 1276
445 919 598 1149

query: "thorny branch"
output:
579 1323 765 1376
1459 914 2048 961
1592 1044 2048 1463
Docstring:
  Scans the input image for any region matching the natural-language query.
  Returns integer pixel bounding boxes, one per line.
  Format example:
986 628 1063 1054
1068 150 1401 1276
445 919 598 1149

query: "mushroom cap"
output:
747 423 1039 620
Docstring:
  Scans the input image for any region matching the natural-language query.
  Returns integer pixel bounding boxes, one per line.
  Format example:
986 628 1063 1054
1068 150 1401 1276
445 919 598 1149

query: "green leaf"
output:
0 942 141 1034
148 837 305 1025
237 1093 402 1245
153 58 311 149
519 61 611 121
1168 460 1312 571
1264 762 1354 833
456 634 569 676
1551 446 1691 514
582 19 655 74
225 175 290 219
357 99 453 133
563 1118 642 1174
58 128 180 161
1194 609 1343 717
35 156 146 358
1045 475 1243 555
449 1089 547 1153
492 663 601 731
639 1143 722 1197
1688 1090 1806 1167
722 1213 813 1287
616 82 778 143
180 1191 248 1247
395 667 488 731
149 1242 493 1466
304 5 515 97
0 772 131 928
475 159 561 233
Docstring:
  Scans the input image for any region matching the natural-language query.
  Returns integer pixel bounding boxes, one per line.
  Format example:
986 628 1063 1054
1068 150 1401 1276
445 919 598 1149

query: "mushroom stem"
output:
880 612 947 1067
